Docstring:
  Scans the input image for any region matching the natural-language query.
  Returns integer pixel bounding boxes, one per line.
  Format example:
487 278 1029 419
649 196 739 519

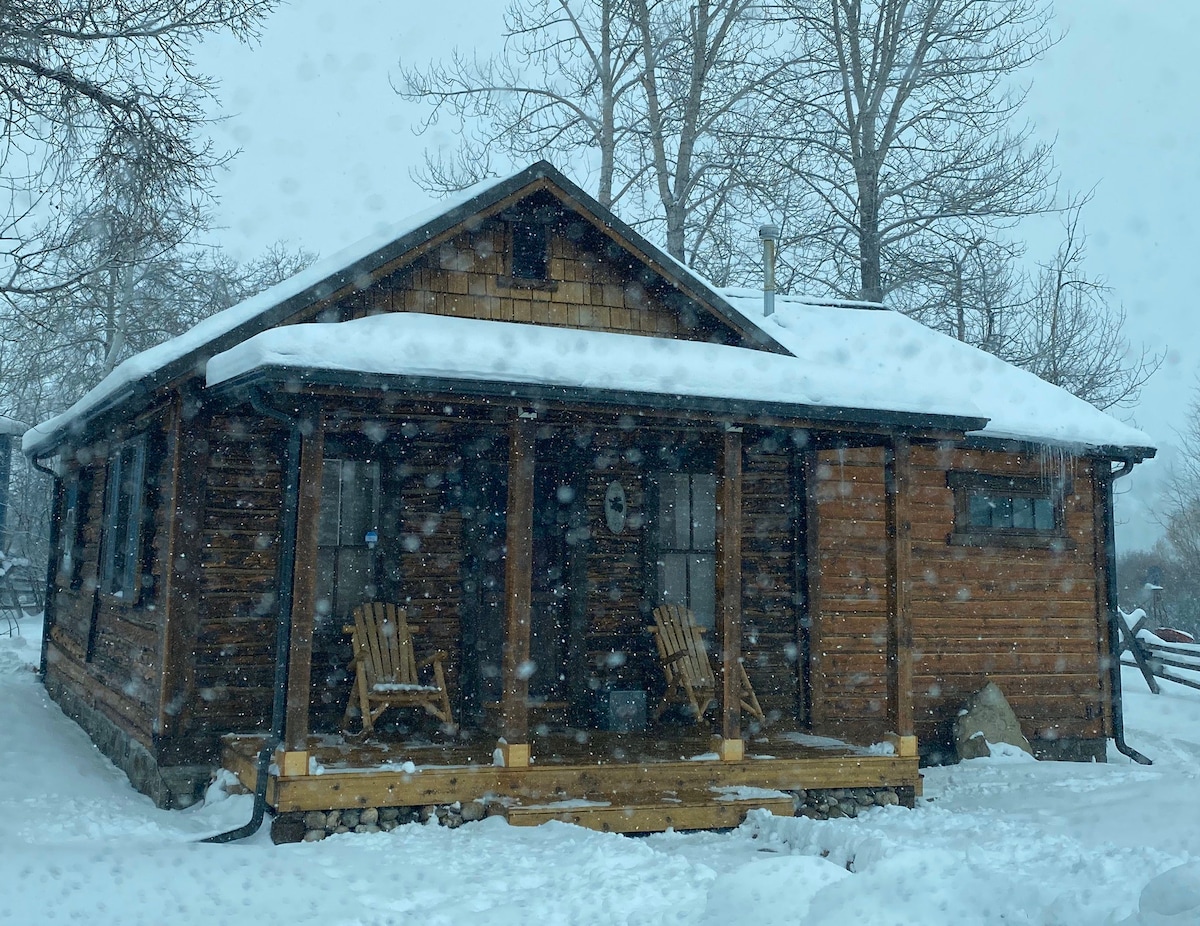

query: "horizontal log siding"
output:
907 447 1105 747
810 448 889 741
44 413 174 750
583 431 650 687
185 417 285 749
740 434 800 722
298 219 742 344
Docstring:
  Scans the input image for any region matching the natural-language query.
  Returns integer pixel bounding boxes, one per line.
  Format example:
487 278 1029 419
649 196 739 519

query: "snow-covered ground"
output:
2 623 1198 925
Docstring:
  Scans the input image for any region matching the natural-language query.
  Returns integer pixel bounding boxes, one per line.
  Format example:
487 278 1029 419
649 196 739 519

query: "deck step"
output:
500 793 795 834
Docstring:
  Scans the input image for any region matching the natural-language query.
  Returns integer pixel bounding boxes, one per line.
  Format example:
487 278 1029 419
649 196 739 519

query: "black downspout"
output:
30 455 61 680
202 392 305 842
1104 458 1151 765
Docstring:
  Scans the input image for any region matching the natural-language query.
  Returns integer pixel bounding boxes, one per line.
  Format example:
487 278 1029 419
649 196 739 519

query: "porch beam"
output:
715 425 744 757
284 407 325 753
885 434 916 753
501 415 536 763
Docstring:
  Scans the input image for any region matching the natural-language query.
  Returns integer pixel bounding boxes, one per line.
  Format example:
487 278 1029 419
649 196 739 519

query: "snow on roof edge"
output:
22 167 538 457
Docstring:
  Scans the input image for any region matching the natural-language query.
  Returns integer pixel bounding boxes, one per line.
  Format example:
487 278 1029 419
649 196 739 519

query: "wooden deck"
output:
222 728 921 833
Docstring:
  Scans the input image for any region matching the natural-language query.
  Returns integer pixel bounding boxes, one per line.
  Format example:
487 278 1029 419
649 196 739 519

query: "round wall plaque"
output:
604 480 627 534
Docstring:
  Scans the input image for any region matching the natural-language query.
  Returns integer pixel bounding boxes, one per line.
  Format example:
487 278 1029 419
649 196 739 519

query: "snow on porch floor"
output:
3 623 1198 925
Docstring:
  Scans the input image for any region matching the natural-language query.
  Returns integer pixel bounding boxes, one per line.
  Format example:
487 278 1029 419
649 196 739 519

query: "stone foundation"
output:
270 786 915 842
44 673 212 809
788 786 910 819
272 800 491 843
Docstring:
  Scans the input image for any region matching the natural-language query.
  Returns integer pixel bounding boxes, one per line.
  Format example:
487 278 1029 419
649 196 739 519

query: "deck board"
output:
223 727 921 825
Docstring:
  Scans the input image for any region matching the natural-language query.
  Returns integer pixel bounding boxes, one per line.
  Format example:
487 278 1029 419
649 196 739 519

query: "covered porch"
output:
209 361 964 831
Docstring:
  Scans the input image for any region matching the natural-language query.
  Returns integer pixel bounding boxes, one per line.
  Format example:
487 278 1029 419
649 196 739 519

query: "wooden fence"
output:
1118 609 1200 694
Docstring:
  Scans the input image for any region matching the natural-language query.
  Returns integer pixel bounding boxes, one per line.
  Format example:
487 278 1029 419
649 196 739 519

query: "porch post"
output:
714 425 744 761
500 414 536 767
884 434 917 758
282 407 325 764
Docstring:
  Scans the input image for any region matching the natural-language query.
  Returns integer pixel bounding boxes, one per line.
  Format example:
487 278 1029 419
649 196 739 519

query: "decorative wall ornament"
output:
604 480 627 534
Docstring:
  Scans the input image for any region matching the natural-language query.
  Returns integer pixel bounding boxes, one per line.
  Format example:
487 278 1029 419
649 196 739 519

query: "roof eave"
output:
209 365 990 437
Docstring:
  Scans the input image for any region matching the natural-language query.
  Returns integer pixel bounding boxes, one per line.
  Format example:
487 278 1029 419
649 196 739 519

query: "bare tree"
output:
768 0 1058 303
0 0 277 301
398 0 795 271
1011 204 1159 410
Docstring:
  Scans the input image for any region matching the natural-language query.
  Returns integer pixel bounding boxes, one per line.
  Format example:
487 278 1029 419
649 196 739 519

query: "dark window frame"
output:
59 468 93 590
498 221 557 290
316 445 383 629
99 437 148 600
948 471 1072 549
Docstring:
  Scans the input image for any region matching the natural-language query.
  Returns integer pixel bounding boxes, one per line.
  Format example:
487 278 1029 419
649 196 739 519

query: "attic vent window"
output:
510 222 549 282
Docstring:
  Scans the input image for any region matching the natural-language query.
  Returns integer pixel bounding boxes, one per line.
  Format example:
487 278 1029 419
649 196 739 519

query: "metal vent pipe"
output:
758 225 779 317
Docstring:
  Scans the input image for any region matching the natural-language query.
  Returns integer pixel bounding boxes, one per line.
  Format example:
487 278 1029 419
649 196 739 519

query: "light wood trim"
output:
501 416 535 746
285 407 325 751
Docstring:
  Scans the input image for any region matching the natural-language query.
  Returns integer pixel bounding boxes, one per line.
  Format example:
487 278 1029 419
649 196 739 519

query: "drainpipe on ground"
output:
1105 457 1151 765
201 391 305 842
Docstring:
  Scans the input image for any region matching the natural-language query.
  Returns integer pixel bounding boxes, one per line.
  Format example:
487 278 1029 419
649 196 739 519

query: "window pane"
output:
658 553 688 606
689 554 716 629
336 548 375 618
512 223 548 280
1034 497 1055 531
315 548 337 631
318 461 342 546
691 474 717 551
658 474 690 551
992 496 1013 528
1012 496 1034 529
968 492 992 528
339 461 379 545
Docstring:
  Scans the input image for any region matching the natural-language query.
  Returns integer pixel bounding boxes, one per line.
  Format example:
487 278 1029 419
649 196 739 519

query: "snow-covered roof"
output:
205 312 989 429
716 289 1154 452
23 161 1155 458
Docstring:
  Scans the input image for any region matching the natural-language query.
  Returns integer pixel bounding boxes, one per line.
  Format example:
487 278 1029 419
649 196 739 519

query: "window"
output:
653 473 717 628
949 472 1067 547
59 470 92 590
100 439 147 599
316 457 381 628
510 222 549 281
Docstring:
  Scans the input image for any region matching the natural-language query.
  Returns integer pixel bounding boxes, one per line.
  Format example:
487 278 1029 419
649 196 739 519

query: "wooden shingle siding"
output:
294 218 742 345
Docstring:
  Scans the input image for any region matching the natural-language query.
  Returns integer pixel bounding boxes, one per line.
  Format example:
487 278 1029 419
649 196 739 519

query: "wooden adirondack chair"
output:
648 604 765 725
343 602 454 735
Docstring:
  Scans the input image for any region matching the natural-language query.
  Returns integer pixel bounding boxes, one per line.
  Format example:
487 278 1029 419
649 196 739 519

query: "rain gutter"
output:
201 389 305 842
1104 457 1151 765
29 454 60 681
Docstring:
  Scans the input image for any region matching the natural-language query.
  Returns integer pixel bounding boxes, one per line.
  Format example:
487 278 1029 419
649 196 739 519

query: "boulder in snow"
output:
952 682 1033 761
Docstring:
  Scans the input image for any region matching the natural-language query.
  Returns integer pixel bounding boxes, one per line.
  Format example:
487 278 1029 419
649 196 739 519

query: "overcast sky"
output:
195 0 1199 550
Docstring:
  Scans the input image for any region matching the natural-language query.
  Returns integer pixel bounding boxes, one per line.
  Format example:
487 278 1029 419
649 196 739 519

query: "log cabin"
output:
23 161 1155 832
